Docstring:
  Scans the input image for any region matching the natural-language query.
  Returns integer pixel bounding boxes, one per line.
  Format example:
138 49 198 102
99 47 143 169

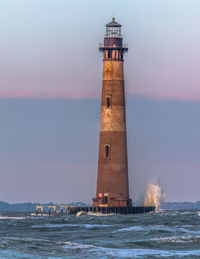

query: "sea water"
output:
0 210 200 258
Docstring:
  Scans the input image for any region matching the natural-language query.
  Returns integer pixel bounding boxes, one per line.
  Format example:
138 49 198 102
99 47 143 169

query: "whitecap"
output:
116 225 176 233
32 223 112 229
87 212 114 216
116 226 144 232
182 225 193 228
63 241 94 249
0 216 26 220
32 223 77 228
180 211 193 215
161 211 179 216
151 235 200 244
83 224 111 228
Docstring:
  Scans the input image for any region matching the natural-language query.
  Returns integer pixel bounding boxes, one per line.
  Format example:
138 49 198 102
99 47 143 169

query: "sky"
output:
0 0 200 203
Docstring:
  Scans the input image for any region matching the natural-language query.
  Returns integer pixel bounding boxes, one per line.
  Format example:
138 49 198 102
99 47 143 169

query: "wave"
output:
116 226 144 232
151 235 200 244
62 241 200 257
31 223 72 229
62 241 94 249
179 211 193 215
116 225 176 233
4 236 50 243
0 214 49 220
83 224 111 228
87 212 115 216
116 224 200 235
0 215 26 220
32 223 112 229
159 210 196 217
0 250 36 258
30 213 49 217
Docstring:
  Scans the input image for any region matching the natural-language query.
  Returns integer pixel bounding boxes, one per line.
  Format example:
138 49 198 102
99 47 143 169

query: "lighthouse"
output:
34 18 155 215
93 18 132 208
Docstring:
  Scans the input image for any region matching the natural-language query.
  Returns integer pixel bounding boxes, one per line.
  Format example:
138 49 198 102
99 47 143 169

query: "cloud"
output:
129 91 200 102
0 90 99 100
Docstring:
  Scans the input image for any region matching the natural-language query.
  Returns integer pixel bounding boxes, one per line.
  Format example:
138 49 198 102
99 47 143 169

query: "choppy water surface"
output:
1 210 200 258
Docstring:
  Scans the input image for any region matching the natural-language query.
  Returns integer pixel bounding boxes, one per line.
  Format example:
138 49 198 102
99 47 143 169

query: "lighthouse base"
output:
92 197 132 207
35 205 155 215
65 206 155 215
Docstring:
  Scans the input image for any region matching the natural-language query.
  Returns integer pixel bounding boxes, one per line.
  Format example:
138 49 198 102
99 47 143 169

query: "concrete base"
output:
62 206 155 215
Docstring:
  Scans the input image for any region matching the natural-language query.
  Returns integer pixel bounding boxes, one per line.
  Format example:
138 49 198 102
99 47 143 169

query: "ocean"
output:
0 210 200 258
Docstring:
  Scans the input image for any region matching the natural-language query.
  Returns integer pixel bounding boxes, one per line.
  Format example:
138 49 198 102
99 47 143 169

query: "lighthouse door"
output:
103 196 108 204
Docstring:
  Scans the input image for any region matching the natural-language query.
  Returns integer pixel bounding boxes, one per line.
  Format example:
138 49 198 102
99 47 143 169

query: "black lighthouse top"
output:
106 17 122 38
99 18 128 61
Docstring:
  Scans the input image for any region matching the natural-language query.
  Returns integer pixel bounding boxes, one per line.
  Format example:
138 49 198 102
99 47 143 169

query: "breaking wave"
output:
143 177 166 211
32 223 112 229
152 235 200 244
87 212 115 216
0 215 26 220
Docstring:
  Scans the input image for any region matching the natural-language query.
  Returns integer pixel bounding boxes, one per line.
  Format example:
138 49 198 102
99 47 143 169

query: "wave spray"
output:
143 177 166 211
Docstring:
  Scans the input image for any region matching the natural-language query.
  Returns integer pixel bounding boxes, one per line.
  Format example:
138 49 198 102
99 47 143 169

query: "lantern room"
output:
105 17 122 38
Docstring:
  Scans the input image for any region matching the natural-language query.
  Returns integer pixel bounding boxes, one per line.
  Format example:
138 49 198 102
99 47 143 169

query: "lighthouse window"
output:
108 50 112 59
105 95 112 108
106 97 111 108
105 144 110 158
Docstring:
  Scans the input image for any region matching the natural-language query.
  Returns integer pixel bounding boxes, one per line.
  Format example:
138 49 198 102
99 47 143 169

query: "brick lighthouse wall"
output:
93 60 131 206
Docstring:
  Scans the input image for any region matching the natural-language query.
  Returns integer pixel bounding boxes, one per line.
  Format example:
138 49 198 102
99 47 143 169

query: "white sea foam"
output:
83 224 111 228
87 212 114 216
32 223 73 228
0 215 26 220
116 226 144 232
152 235 200 244
116 225 176 233
180 211 193 215
160 211 179 216
162 210 194 217
63 241 94 249
33 213 49 217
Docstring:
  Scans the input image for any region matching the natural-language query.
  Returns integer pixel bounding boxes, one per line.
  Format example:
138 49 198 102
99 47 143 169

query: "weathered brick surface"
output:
93 60 132 207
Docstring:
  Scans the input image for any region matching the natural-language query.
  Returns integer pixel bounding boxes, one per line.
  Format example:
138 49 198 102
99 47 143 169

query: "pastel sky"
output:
0 0 200 203
1 0 200 100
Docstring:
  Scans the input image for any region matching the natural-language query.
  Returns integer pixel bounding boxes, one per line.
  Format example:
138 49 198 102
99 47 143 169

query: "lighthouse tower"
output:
93 18 132 207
